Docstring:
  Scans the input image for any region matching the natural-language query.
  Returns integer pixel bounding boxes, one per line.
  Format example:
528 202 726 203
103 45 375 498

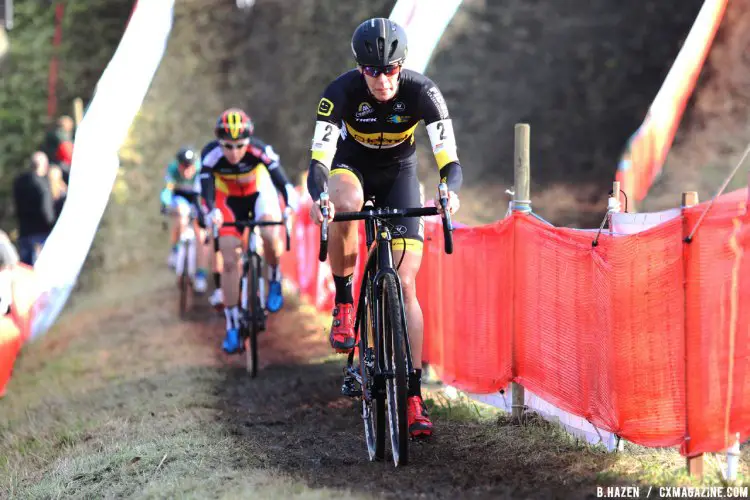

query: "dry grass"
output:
0 266 748 499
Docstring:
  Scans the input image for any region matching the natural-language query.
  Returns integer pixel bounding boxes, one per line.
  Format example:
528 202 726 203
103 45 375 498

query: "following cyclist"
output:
160 147 210 293
306 18 463 439
200 108 299 353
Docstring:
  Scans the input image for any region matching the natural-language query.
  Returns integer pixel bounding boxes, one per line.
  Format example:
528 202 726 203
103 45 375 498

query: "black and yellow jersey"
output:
307 68 462 199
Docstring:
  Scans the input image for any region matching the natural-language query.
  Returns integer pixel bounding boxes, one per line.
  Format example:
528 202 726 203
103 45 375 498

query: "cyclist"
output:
160 147 209 293
306 18 463 439
200 108 298 354
194 175 226 311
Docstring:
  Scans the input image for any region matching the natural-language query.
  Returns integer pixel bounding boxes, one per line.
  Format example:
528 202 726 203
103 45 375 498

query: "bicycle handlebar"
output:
317 182 454 262
220 216 291 252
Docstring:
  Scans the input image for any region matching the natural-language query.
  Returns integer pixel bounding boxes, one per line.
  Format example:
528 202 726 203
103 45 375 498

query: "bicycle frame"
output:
172 206 202 279
319 183 455 465
361 218 415 385
218 217 291 319
221 215 291 377
241 228 265 313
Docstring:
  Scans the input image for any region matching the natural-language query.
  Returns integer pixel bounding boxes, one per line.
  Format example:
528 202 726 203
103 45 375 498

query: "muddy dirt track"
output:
2 268 635 499
171 288 625 499
167 284 611 499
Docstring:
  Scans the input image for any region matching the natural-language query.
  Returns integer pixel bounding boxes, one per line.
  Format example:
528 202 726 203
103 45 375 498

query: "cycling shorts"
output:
330 153 424 253
169 193 198 218
216 173 281 239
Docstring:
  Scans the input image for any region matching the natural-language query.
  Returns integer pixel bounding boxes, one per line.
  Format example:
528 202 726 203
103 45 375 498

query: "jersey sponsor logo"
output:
356 117 377 123
393 101 406 112
317 97 334 117
344 122 418 148
355 102 374 118
426 87 449 119
386 114 411 124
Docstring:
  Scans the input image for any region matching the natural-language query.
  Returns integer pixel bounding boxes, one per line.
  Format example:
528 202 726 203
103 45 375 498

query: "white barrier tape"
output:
31 0 176 339
389 0 463 74
611 208 682 235
468 389 619 451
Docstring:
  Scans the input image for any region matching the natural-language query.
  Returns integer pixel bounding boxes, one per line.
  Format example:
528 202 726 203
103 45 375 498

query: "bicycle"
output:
172 208 203 318
220 213 291 377
318 182 454 467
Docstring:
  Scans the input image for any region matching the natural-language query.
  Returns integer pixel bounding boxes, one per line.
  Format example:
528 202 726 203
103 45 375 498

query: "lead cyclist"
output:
306 18 463 439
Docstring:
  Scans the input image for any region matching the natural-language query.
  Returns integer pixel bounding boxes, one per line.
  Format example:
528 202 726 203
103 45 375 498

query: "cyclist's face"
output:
220 139 249 164
360 65 400 102
179 162 195 178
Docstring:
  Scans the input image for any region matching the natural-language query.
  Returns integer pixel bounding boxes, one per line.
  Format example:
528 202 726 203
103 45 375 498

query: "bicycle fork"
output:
175 235 197 278
240 233 267 318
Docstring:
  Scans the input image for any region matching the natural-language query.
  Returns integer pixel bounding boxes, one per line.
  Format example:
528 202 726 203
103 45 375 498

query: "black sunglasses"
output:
361 64 401 78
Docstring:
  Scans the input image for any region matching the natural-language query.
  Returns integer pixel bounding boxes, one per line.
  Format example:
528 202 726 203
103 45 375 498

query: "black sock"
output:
409 369 422 398
333 274 354 304
213 272 221 289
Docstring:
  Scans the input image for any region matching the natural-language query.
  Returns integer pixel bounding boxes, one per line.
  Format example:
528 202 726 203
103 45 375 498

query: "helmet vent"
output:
377 37 385 59
364 40 373 54
389 41 398 60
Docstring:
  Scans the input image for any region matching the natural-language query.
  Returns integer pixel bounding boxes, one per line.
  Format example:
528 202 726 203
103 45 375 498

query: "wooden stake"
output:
512 124 530 422
73 97 84 127
682 190 702 477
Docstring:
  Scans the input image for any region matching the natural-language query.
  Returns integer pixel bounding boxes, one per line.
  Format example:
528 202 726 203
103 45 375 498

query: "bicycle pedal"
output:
341 375 362 398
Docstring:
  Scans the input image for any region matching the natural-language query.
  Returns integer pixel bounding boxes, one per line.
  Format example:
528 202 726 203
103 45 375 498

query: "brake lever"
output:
284 207 292 251
438 182 454 255
319 192 330 262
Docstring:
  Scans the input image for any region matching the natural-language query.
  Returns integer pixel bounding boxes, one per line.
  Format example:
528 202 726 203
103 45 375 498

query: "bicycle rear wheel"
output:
178 241 191 318
243 254 261 377
381 273 408 466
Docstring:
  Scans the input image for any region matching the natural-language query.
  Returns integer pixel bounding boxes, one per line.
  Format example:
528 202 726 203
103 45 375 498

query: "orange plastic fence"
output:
0 264 39 397
616 0 728 202
283 187 750 456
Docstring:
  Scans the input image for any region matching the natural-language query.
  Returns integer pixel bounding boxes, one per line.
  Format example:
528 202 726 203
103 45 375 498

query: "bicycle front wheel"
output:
381 273 409 467
359 279 385 461
244 253 263 378
178 241 191 318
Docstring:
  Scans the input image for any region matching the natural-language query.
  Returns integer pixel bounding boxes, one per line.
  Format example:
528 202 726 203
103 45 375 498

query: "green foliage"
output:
0 0 133 228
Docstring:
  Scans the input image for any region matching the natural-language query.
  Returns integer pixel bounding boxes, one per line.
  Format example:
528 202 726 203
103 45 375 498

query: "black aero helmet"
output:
176 147 196 165
351 18 408 67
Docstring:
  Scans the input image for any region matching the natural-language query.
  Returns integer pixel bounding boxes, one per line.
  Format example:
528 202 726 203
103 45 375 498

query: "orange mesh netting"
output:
282 186 750 456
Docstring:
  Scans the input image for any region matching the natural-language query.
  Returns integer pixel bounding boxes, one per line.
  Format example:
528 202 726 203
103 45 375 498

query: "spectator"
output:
48 163 68 222
41 115 75 182
12 152 56 265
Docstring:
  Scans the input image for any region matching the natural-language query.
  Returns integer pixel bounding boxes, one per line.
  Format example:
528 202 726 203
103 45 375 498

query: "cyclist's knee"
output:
218 236 242 266
399 272 417 296
259 225 279 243
396 254 421 299
330 174 364 212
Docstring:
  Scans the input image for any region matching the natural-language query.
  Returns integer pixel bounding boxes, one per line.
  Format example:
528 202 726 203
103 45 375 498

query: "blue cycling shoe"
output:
222 327 241 354
266 280 284 313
